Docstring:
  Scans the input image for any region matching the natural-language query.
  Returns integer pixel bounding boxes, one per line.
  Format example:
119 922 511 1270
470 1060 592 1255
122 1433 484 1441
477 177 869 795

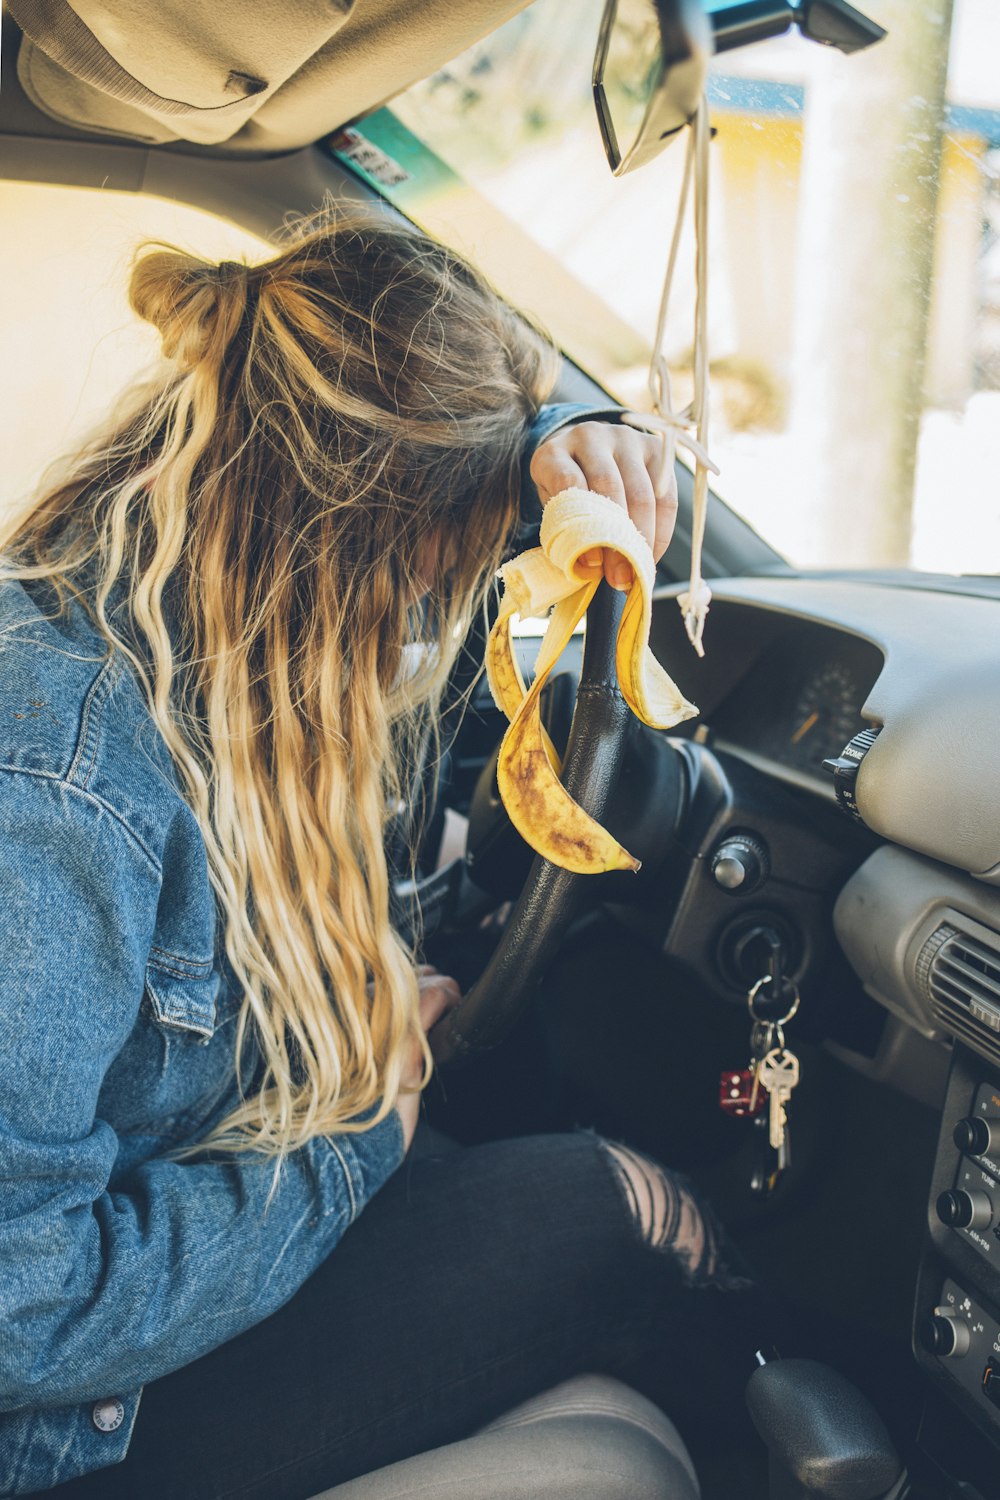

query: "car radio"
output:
934 1083 1000 1271
915 1046 1000 1472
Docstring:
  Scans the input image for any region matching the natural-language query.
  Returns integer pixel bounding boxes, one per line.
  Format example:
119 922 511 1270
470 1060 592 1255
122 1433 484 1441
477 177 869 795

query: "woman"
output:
0 209 745 1499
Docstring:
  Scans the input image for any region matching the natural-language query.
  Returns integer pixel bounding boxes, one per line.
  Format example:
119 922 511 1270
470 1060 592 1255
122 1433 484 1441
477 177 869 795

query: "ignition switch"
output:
718 916 802 1005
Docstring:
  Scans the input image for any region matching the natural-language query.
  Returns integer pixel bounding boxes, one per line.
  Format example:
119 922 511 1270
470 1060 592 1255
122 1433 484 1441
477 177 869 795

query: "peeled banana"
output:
486 488 698 875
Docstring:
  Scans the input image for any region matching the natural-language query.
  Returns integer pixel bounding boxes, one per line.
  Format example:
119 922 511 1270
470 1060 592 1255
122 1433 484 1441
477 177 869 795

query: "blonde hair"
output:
2 207 558 1159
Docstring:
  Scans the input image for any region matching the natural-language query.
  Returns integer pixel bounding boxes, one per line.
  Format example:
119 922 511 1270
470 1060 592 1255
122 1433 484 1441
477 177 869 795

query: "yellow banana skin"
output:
487 488 699 875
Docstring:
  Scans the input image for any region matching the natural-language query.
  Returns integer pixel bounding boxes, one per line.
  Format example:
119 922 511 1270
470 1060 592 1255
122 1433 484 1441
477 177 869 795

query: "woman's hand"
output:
529 420 678 591
396 967 462 1152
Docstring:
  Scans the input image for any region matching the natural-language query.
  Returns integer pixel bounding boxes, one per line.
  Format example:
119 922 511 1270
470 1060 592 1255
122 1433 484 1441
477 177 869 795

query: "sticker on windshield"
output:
330 129 410 188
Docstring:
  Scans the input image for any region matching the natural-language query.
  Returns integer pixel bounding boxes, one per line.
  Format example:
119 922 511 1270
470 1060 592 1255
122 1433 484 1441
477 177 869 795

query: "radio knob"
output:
953 1118 1000 1158
936 1189 993 1231
919 1310 972 1359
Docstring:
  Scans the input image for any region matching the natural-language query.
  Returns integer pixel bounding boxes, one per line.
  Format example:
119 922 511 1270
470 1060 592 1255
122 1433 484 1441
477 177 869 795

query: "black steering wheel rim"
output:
430 581 630 1066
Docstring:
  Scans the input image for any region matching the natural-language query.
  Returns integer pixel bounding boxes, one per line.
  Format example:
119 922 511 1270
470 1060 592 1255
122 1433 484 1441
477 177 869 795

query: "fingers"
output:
556 444 632 591
416 972 462 1032
603 446 654 590
529 420 679 589
528 446 587 505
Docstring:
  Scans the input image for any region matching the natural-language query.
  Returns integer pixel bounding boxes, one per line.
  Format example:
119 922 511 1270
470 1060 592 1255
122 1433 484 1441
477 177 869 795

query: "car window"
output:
337 0 1000 579
0 184 266 525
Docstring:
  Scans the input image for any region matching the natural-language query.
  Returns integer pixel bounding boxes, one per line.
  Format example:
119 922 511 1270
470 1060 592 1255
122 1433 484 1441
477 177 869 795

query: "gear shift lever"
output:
746 1357 905 1499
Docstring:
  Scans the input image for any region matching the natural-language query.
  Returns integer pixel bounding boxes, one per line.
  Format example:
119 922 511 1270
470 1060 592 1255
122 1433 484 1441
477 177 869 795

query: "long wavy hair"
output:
1 206 558 1158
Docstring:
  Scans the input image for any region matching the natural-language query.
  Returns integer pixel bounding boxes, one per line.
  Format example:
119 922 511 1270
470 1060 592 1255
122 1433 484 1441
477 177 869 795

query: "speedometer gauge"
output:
786 660 865 771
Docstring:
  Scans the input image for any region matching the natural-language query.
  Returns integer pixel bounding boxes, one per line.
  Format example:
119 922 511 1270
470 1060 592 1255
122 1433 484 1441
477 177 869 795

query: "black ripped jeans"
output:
41 1130 757 1500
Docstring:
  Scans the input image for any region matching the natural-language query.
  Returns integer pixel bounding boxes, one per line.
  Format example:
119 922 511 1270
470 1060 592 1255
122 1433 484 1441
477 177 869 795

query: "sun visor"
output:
10 0 531 151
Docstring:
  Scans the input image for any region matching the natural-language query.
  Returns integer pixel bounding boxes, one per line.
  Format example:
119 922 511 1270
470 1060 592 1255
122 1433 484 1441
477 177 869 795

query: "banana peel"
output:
486 488 698 875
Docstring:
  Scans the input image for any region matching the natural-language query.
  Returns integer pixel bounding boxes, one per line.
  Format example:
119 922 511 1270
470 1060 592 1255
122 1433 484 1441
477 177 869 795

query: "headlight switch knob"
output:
710 833 770 895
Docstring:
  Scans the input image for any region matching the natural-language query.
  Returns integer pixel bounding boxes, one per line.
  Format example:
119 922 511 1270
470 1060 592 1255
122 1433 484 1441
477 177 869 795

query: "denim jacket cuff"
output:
6 1389 142 1494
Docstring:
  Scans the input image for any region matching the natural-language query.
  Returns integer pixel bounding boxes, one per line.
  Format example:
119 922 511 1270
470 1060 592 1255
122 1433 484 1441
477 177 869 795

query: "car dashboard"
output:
646 573 1000 1481
652 574 1000 878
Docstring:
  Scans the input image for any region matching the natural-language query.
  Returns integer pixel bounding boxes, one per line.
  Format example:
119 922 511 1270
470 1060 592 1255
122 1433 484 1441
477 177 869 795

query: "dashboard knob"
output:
936 1189 993 1231
919 1310 972 1359
710 834 770 895
953 1118 1000 1158
821 726 881 820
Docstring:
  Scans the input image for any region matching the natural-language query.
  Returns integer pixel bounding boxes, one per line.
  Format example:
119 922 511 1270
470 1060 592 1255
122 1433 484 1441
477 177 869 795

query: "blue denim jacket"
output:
0 403 617 1496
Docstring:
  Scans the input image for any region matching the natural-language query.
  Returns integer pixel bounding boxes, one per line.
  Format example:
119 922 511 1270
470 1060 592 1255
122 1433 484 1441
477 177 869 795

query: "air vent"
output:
918 922 1000 1068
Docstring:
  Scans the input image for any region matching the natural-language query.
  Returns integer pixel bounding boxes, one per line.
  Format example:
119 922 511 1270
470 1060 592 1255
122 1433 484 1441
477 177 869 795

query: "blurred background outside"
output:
1 0 997 575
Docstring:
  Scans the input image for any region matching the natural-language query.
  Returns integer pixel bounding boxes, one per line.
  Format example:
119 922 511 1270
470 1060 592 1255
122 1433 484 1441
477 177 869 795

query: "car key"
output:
750 1046 799 1196
758 1047 800 1152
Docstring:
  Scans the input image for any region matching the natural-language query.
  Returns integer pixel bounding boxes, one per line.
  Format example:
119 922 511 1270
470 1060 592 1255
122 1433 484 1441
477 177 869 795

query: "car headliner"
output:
3 0 532 155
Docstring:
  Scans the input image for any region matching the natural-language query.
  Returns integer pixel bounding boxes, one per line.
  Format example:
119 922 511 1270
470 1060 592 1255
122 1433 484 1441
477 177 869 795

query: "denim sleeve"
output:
0 769 405 1410
520 400 626 535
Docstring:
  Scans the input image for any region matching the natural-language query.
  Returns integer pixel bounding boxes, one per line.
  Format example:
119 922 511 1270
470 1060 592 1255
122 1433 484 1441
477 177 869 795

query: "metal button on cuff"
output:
92 1399 125 1433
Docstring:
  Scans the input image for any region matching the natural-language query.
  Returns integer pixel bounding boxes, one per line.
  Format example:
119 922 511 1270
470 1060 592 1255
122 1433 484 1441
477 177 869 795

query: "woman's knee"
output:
599 1140 731 1288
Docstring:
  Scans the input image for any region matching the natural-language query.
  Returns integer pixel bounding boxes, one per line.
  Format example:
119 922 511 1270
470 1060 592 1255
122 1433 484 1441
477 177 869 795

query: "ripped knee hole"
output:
601 1141 721 1284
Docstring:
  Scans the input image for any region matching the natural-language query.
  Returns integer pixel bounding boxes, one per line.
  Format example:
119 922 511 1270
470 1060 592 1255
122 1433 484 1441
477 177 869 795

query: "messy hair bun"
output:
129 248 251 371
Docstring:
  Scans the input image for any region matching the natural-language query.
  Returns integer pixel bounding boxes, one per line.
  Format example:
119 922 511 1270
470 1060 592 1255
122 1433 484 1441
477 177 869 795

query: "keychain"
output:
720 969 801 1197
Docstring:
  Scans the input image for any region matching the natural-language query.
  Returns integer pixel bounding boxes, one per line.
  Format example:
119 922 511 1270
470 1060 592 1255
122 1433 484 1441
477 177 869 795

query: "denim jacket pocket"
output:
144 950 220 1042
97 953 230 1163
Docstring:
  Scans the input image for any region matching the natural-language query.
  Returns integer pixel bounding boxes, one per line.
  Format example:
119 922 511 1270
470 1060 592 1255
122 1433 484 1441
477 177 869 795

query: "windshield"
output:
335 0 1000 578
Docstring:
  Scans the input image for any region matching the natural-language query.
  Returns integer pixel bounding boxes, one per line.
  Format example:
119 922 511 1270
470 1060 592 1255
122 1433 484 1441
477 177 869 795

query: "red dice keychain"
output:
719 1067 768 1119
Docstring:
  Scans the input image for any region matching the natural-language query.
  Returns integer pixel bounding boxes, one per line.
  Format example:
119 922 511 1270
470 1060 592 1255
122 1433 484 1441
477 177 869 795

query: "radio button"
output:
937 1189 993 1231
954 1118 1000 1158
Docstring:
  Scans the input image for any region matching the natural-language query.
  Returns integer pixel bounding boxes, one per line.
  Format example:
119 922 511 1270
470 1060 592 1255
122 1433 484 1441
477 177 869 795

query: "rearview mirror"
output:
594 0 887 177
593 0 712 178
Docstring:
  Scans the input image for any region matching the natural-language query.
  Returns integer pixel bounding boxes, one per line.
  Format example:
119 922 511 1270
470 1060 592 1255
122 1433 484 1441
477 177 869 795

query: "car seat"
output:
310 1372 700 1499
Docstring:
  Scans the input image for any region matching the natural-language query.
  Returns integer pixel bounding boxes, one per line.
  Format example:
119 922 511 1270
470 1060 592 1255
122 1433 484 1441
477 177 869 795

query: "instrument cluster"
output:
707 621 884 786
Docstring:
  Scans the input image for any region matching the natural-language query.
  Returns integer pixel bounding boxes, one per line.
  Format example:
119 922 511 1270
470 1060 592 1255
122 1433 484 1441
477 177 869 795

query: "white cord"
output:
623 94 717 657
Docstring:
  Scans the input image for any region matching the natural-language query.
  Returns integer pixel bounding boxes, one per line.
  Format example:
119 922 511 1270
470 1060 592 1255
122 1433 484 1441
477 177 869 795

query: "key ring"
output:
751 1018 785 1057
747 975 800 1027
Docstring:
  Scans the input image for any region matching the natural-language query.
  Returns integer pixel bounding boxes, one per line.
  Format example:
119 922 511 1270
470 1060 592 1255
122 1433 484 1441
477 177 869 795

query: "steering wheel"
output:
430 581 637 1065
